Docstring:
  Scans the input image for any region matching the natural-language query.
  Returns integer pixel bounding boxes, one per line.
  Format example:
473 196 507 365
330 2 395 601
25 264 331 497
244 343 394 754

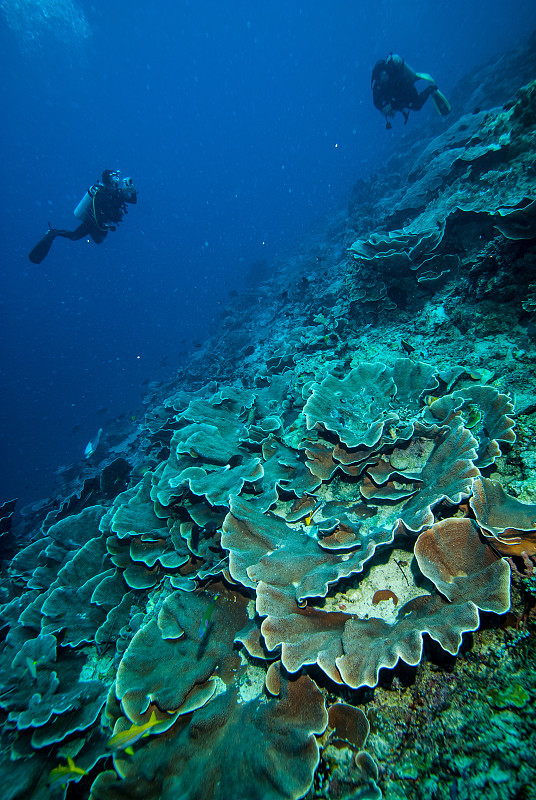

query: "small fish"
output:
305 501 323 526
198 593 220 640
465 406 482 429
84 428 103 459
48 756 87 788
25 656 38 679
107 709 161 752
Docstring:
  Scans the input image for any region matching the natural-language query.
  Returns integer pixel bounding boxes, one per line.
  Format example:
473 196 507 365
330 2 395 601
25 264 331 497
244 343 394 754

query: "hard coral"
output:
0 356 522 799
92 675 328 800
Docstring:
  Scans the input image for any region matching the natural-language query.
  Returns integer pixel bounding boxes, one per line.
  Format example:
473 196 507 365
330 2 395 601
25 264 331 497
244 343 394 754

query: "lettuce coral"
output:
0 358 520 797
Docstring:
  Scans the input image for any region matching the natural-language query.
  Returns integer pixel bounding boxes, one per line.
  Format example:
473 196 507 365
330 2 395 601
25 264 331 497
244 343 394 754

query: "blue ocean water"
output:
1 0 535 508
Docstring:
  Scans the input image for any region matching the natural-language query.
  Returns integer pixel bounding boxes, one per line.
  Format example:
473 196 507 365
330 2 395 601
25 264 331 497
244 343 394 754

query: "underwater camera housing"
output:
119 176 137 203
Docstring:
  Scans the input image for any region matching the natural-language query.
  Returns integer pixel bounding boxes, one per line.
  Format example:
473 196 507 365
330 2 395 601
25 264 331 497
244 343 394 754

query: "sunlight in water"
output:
0 0 91 52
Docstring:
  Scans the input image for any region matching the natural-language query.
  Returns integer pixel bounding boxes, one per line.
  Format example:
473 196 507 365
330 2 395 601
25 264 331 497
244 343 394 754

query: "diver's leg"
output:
411 84 436 111
28 220 100 263
53 222 91 241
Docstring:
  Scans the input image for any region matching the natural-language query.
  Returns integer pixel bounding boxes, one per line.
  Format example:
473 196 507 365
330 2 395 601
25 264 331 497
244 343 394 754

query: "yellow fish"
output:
107 709 161 753
305 501 323 526
48 756 87 788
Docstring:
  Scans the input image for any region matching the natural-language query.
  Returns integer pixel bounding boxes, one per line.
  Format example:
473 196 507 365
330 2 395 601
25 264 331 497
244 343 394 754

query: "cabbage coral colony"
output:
0 355 530 799
1 75 536 800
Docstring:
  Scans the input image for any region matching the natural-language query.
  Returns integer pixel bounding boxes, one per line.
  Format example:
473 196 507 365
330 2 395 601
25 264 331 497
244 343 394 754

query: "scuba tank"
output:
73 183 100 220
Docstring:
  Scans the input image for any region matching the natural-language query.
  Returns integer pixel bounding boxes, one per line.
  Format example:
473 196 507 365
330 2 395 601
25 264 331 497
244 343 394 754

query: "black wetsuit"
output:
372 55 436 126
29 179 137 264
53 183 137 244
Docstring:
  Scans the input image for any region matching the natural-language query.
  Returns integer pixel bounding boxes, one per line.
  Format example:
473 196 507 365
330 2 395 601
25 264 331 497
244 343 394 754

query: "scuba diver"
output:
28 170 137 264
371 54 451 130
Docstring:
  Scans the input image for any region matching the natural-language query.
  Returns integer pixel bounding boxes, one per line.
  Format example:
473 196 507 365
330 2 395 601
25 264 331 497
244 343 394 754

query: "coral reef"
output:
1 350 533 799
2 33 536 800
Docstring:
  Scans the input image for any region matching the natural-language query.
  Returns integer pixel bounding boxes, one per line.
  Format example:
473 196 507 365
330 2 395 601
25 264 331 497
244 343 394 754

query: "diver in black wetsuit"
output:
29 170 137 264
371 54 450 129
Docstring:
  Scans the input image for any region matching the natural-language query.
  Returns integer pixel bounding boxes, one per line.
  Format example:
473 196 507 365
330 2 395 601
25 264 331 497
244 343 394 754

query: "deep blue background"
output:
1 1 535 508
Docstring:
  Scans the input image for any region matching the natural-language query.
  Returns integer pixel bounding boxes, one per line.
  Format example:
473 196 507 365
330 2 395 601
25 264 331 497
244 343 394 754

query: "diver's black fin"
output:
28 230 56 264
432 90 451 117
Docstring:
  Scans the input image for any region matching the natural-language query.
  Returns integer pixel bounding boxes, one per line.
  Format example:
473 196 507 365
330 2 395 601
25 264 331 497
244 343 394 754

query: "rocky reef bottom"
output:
362 611 535 800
